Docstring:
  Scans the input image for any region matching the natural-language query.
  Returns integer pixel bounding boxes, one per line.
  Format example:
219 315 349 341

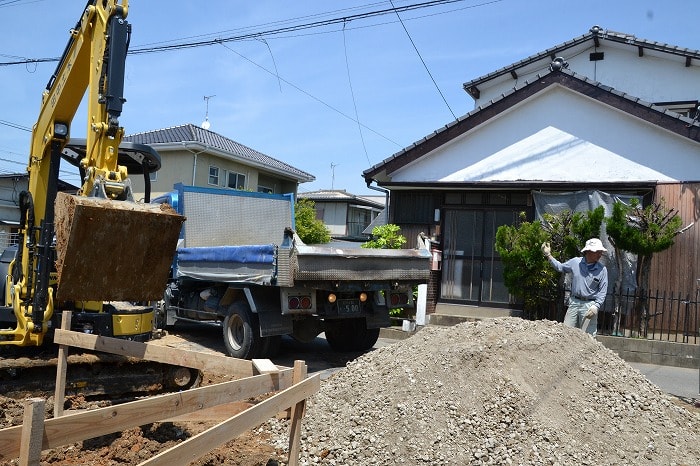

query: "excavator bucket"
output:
54 192 185 302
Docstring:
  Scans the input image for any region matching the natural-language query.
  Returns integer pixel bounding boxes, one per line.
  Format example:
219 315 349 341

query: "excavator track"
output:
0 346 201 400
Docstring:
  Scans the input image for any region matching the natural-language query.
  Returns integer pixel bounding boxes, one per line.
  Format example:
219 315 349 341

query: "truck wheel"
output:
326 319 380 352
353 327 380 351
223 302 262 359
325 324 354 352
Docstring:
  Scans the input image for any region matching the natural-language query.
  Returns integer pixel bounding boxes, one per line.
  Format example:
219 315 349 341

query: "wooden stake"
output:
287 360 308 466
19 398 44 466
53 312 71 418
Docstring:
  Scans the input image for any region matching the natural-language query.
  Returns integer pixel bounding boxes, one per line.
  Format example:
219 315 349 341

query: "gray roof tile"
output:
124 124 314 182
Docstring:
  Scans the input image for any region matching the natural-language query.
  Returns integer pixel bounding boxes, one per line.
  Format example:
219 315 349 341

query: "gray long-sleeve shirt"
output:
547 256 608 308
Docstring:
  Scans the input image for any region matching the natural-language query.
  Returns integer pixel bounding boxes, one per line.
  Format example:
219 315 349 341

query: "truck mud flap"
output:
257 308 293 337
54 192 185 301
365 310 391 329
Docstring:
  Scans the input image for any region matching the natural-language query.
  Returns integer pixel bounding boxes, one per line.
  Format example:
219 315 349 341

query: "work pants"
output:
564 297 597 337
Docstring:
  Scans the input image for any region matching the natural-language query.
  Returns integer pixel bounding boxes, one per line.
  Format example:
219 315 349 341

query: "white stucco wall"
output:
392 86 700 183
321 202 348 236
475 42 700 107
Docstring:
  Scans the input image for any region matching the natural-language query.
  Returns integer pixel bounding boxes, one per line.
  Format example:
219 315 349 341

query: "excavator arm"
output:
1 0 184 346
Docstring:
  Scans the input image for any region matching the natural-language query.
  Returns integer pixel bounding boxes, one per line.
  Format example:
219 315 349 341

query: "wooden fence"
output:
0 312 319 466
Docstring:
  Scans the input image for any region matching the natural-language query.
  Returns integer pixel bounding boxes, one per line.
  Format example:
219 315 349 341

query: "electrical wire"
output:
217 42 402 148
390 0 457 120
342 21 372 166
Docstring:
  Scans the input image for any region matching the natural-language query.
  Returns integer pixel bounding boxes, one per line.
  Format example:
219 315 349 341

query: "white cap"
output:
581 238 606 253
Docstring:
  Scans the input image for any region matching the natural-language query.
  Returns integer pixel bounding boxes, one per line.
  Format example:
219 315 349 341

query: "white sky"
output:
1 0 699 194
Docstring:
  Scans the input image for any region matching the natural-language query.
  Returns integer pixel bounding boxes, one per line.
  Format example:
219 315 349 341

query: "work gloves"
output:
541 242 552 258
585 304 599 319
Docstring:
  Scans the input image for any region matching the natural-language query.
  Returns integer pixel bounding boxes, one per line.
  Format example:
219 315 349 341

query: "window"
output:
227 171 246 190
257 185 273 194
208 166 219 186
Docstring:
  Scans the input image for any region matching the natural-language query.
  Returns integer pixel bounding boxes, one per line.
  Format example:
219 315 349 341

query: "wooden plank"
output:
18 398 44 466
53 312 72 418
0 371 292 460
164 401 252 422
252 358 279 374
138 374 320 466
52 329 256 376
288 360 308 466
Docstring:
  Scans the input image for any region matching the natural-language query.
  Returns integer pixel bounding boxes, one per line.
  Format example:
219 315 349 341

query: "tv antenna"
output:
202 95 216 129
331 162 338 190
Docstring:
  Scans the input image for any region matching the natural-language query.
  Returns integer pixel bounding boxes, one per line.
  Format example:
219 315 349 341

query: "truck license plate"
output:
337 299 360 314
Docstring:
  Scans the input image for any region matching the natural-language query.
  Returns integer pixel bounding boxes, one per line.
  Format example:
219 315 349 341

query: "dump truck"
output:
0 1 193 394
154 183 432 359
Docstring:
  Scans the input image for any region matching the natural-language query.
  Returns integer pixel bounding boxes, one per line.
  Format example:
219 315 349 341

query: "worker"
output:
541 238 608 337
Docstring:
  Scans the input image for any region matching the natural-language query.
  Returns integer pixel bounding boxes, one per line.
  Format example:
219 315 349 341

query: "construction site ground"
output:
0 323 366 466
1 320 699 465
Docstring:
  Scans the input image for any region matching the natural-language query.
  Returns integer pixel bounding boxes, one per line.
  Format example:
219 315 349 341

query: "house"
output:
124 123 315 200
0 174 78 249
298 190 384 240
363 26 700 316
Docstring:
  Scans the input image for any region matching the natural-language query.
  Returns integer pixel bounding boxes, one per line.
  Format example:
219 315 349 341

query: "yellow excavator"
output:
0 0 183 348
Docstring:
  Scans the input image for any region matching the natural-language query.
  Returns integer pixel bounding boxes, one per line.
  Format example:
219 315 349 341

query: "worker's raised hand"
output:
585 304 599 319
541 242 551 257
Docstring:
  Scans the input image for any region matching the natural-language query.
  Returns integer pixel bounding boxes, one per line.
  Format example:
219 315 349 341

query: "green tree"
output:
294 198 331 244
361 224 406 249
494 213 553 317
606 198 687 334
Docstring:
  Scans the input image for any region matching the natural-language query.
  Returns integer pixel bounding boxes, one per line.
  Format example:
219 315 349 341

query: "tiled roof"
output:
124 124 315 182
363 68 700 182
299 189 384 208
463 26 700 99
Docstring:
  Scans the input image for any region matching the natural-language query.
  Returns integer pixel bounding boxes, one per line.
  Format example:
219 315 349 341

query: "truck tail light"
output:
288 295 313 310
390 292 409 306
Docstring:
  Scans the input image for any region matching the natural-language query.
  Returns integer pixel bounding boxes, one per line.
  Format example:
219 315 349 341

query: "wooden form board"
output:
0 371 294 460
52 329 264 377
139 374 320 466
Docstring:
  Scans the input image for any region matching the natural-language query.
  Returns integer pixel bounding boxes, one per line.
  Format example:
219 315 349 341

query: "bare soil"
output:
1 319 699 465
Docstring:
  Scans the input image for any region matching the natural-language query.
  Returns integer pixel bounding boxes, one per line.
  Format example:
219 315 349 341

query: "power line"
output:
217 42 402 148
342 21 372 166
0 0 484 65
390 0 458 121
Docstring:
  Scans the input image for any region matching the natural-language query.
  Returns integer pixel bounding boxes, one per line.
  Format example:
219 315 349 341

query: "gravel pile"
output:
269 317 700 465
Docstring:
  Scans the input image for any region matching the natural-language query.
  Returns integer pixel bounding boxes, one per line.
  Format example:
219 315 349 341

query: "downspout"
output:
366 179 390 222
181 142 209 185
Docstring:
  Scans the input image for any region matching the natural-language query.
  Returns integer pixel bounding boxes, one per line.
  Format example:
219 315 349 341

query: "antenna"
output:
202 95 216 129
331 162 338 190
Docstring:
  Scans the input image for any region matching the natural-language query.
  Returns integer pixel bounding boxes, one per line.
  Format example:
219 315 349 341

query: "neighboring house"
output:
363 26 700 315
0 174 78 249
298 190 384 240
124 123 315 200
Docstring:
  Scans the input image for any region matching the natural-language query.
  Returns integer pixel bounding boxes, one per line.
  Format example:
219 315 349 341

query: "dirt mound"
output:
271 318 700 465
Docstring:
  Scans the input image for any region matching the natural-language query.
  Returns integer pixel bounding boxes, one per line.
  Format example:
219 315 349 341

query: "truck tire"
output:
326 319 380 352
353 326 380 352
222 301 262 359
259 335 282 358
